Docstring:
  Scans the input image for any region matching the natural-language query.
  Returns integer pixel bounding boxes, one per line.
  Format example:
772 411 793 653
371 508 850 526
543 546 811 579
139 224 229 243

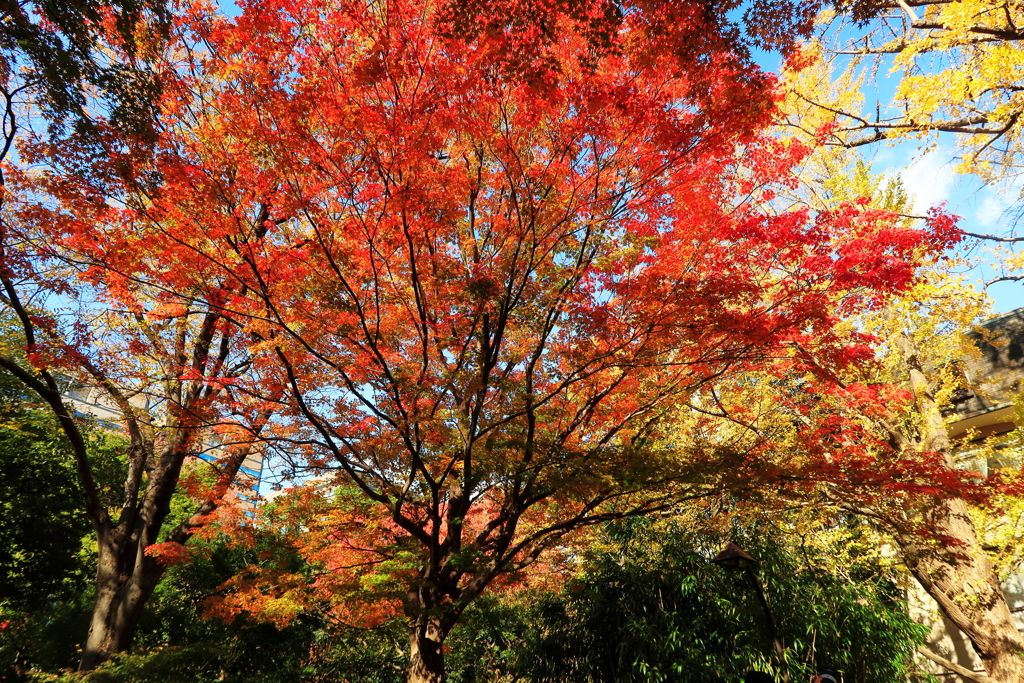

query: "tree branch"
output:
961 230 1024 243
0 352 108 531
917 647 994 683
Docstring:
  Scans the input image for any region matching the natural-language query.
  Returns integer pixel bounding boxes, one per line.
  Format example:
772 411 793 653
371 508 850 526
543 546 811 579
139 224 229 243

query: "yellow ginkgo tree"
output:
798 0 1024 184
730 127 1024 682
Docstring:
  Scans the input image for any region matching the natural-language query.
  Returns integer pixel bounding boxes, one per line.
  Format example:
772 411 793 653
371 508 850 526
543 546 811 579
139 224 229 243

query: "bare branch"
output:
917 648 994 683
986 275 1024 286
895 0 920 23
961 230 1024 243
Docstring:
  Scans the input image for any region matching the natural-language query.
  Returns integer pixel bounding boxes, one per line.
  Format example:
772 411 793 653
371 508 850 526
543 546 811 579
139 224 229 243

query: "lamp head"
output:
711 542 759 571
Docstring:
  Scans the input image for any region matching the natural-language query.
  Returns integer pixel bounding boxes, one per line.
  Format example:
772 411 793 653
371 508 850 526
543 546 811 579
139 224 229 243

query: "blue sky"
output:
871 140 1024 315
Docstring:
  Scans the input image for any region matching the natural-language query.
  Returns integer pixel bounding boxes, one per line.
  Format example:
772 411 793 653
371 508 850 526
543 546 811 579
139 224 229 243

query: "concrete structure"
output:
60 378 264 511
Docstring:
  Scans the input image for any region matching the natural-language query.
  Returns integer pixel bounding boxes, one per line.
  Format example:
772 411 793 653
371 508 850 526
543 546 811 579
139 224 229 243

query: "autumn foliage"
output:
2 0 974 679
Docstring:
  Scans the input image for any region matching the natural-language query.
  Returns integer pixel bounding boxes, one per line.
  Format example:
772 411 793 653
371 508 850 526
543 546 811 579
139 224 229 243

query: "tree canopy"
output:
2 0 1023 681
8 0 967 680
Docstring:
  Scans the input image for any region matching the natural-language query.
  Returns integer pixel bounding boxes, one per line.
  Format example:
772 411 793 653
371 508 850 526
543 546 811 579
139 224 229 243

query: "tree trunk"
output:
78 533 164 670
892 330 1024 683
902 497 1024 683
406 615 446 683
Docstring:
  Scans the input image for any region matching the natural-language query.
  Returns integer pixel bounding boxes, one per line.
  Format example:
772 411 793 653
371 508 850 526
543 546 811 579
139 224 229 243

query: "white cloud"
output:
900 148 957 215
872 141 1021 230
975 192 1010 230
969 173 1024 231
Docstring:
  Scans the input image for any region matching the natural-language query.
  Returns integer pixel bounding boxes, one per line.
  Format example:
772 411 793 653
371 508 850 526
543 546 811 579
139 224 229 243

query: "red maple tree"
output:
13 0 963 679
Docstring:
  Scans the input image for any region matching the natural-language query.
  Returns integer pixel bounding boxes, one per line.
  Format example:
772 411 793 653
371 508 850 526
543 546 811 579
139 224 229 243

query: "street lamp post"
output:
711 542 789 683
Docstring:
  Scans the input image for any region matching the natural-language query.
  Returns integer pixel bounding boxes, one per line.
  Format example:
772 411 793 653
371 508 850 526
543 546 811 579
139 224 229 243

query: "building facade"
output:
60 379 264 512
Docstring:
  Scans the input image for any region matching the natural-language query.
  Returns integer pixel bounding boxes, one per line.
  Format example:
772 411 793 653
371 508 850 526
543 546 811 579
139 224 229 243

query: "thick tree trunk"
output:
78 531 164 670
406 615 446 683
892 330 1024 683
902 497 1024 683
75 428 263 670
